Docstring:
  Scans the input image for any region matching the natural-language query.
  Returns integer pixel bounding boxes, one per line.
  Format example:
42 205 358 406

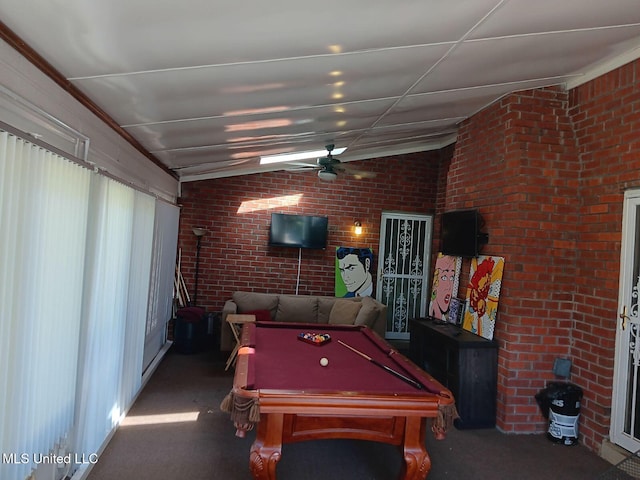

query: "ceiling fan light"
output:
318 170 338 181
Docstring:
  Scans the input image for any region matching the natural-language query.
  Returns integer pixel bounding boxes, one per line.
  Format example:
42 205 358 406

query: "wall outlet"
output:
553 357 572 378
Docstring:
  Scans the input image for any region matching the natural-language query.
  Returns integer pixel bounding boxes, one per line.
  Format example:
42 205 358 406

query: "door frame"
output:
611 188 640 452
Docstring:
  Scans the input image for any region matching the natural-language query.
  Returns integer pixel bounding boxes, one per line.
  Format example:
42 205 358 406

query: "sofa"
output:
220 291 388 351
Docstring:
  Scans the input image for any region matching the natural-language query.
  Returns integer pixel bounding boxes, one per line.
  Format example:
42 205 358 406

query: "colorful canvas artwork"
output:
462 255 505 340
428 253 462 322
335 247 374 297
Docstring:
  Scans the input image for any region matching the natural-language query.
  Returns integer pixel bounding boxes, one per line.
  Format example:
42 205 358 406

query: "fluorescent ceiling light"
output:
260 147 346 165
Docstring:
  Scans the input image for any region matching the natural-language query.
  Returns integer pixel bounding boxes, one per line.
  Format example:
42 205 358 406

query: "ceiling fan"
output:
306 144 376 182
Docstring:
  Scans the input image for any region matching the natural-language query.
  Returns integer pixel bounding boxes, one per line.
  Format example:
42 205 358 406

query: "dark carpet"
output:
86 348 612 480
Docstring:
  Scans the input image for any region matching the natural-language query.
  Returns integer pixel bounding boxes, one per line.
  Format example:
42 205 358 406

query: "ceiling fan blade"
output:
286 166 318 172
334 163 376 179
352 171 377 180
283 158 321 172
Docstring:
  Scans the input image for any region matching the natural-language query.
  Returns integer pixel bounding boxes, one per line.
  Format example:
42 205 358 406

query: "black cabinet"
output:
409 317 498 429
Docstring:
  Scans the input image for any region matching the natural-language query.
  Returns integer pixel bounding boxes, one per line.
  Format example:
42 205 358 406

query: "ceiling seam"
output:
67 43 457 80
346 0 508 150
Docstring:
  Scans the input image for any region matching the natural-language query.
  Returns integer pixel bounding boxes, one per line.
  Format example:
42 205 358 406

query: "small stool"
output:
225 314 256 370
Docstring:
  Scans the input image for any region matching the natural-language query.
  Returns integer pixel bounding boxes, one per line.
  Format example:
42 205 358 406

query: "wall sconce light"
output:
354 221 363 235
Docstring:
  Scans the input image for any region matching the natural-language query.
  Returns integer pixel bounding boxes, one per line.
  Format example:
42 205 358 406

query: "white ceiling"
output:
2 0 640 182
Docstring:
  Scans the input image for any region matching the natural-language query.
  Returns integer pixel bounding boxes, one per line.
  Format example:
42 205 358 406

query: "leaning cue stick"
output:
337 340 423 390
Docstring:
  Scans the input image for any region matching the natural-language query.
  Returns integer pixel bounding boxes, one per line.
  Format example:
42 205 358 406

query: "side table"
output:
224 314 256 370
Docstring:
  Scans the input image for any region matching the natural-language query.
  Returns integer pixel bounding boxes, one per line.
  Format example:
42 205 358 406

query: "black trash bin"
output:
174 307 205 354
535 382 583 445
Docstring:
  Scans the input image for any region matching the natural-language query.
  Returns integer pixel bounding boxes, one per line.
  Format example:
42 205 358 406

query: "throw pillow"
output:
354 296 380 328
233 291 279 319
243 309 271 322
328 300 363 325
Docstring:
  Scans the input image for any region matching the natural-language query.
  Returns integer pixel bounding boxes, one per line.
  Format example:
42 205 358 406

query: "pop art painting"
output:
335 247 374 297
462 255 505 340
428 253 462 322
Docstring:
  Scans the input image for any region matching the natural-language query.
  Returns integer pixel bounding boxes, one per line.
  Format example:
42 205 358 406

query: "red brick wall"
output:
568 59 640 450
178 151 444 313
447 58 640 451
448 87 581 435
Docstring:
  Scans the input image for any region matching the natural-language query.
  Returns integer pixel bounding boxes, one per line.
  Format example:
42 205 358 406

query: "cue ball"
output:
320 357 329 367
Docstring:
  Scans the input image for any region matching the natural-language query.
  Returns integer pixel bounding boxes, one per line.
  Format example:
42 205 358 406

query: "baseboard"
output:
141 340 173 387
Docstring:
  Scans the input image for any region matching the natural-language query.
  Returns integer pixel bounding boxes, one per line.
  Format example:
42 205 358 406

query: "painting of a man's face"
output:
338 253 370 292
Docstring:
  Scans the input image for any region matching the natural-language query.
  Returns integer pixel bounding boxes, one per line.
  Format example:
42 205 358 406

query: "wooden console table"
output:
409 317 498 429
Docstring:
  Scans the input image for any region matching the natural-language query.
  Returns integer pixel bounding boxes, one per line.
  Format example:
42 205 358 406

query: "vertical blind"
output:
123 192 156 407
0 130 166 480
0 131 91 480
143 199 179 371
74 175 155 461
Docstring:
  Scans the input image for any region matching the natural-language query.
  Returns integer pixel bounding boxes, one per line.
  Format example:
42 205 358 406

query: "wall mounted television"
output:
440 209 489 257
269 213 329 249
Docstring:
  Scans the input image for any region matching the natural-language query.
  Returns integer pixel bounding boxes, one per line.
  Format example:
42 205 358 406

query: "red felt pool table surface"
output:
223 322 457 480
241 321 445 395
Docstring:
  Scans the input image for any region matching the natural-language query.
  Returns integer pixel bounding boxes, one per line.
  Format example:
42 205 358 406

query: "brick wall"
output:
447 58 640 451
568 59 640 450
448 86 581 435
178 151 443 313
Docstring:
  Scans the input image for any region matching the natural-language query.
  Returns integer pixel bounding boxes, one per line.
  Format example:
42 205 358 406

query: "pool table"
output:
221 321 457 480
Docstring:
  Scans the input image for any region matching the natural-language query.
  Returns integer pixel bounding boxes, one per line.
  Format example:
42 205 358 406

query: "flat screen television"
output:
269 213 328 249
440 209 488 257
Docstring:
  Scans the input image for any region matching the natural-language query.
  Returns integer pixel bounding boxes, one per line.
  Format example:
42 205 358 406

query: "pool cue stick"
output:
337 340 423 390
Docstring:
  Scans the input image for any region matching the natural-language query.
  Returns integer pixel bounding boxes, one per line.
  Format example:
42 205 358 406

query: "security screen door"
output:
612 189 640 453
376 212 432 340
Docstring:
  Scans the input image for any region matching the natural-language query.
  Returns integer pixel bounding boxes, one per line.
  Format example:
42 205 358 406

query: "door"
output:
612 189 640 452
376 212 432 340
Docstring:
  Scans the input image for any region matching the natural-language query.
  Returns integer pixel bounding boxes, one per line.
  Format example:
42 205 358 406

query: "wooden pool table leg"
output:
249 413 283 480
399 416 431 480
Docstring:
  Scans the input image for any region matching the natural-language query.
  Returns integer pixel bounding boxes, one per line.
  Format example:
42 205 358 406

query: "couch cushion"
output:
329 299 363 325
233 292 279 319
276 295 319 323
354 296 381 328
318 297 337 324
